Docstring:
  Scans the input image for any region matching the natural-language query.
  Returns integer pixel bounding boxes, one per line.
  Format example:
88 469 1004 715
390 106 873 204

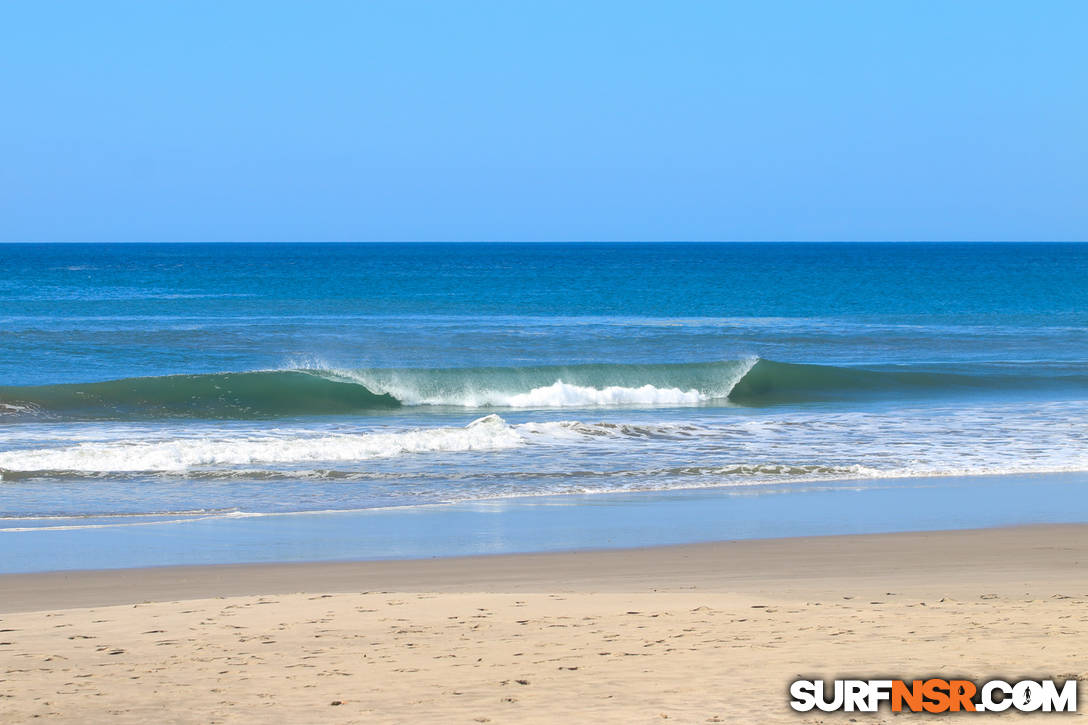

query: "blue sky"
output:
1 1 1085 241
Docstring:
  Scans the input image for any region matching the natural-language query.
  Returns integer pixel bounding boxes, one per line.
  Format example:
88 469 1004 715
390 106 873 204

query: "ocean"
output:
2 242 1087 571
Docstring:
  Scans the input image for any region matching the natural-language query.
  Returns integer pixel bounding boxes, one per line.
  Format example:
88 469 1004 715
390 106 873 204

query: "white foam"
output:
517 419 710 440
502 381 707 407
0 414 523 473
0 415 727 477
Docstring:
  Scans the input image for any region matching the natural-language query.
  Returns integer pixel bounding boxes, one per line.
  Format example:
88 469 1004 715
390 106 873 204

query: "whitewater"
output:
3 398 1087 529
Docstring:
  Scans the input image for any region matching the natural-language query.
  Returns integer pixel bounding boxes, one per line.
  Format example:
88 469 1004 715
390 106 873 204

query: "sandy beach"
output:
2 524 1086 723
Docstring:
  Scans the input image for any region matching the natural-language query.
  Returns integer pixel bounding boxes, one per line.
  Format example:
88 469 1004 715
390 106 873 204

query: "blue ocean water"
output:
1 242 1086 565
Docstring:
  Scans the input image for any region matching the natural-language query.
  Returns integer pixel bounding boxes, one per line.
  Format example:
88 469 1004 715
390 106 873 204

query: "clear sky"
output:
1 1 1085 242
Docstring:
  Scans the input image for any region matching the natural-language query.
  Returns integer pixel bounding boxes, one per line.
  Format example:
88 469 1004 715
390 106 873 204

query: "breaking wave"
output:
1 358 1082 420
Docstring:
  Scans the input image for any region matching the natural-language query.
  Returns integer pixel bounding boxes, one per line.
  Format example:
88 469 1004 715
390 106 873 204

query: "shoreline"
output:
4 522 1086 613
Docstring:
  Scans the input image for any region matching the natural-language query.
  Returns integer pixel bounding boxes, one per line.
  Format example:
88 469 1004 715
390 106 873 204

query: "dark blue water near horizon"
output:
5 242 1087 318
2 242 1086 386
1 242 1086 560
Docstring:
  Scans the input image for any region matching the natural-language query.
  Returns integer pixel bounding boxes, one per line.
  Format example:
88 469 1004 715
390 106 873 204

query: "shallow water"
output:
3 472 1087 573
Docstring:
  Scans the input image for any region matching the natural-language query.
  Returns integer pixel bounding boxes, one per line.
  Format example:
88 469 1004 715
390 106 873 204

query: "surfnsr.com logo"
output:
790 678 1077 713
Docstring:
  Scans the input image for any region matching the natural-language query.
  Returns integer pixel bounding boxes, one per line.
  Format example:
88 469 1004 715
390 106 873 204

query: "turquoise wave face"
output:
724 359 1088 404
3 359 1085 420
0 371 400 419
